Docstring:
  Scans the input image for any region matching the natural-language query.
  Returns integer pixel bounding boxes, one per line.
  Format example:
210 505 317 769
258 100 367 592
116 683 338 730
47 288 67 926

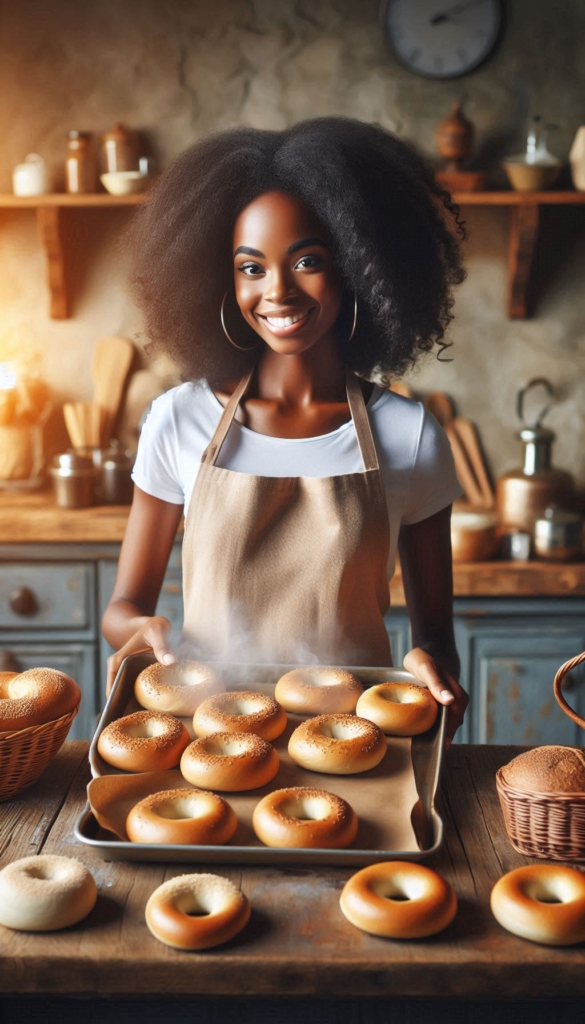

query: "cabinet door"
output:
455 614 585 745
0 642 97 741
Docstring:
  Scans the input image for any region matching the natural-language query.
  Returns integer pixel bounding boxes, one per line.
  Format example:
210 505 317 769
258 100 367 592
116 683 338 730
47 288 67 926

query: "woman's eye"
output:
294 255 322 270
237 261 264 276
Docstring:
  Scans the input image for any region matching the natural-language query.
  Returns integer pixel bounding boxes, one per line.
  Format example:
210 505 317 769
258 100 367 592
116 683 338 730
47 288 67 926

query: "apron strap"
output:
201 364 257 465
202 364 380 471
346 371 380 471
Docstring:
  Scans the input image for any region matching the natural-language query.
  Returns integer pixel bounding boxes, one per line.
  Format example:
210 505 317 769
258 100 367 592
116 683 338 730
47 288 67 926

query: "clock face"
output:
383 0 502 79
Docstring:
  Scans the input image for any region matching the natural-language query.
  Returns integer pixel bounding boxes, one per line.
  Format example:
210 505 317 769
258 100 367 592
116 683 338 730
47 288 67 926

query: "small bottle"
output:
102 123 138 173
66 131 98 194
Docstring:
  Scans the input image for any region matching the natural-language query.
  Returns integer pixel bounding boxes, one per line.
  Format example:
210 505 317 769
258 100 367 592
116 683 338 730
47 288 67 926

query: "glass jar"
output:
66 131 98 194
102 123 138 173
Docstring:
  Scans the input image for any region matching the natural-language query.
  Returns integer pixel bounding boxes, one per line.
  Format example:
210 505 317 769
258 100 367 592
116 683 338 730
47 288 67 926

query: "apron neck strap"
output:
201 364 257 465
202 364 379 471
346 371 380 471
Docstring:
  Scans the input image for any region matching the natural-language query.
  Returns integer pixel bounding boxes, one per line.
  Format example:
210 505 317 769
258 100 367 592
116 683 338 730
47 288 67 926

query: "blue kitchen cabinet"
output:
385 598 585 746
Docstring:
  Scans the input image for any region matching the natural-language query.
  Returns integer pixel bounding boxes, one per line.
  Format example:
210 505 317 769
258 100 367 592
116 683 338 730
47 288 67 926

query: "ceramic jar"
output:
569 127 585 191
12 154 47 197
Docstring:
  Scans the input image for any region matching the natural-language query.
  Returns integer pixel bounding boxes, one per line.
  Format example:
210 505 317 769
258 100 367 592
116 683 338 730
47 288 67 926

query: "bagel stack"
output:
0 668 82 800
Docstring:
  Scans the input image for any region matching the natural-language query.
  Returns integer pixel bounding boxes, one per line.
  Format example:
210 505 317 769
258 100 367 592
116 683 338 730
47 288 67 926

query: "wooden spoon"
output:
450 417 495 509
92 335 135 445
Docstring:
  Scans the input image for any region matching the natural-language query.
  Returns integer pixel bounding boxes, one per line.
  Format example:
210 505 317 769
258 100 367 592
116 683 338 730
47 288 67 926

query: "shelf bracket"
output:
507 203 540 319
36 206 68 319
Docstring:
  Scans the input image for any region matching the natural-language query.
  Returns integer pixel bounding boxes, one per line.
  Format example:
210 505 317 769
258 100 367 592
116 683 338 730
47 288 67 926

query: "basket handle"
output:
553 651 585 729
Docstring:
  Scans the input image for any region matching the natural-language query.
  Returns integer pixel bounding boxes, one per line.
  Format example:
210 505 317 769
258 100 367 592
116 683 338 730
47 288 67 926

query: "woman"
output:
102 117 468 744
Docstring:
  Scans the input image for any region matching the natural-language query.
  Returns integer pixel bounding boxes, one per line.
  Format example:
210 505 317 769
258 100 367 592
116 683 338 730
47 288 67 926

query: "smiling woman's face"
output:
232 191 343 356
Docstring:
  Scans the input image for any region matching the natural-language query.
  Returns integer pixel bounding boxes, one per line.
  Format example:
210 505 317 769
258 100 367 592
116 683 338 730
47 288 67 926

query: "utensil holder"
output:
496 650 585 861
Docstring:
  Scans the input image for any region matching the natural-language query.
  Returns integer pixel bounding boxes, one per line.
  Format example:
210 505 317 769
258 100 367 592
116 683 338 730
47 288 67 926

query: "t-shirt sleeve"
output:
131 393 185 505
401 407 463 525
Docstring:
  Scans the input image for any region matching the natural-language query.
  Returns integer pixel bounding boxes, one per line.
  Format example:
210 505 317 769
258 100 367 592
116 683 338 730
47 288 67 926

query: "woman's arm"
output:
398 503 468 746
102 486 184 694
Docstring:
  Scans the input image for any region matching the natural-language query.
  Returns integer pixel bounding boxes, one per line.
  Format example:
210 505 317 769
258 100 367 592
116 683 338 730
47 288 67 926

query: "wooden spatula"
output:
450 417 495 509
92 335 135 446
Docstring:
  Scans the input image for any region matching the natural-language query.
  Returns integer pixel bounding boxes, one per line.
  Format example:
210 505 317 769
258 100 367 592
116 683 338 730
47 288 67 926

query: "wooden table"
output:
1 744 584 1022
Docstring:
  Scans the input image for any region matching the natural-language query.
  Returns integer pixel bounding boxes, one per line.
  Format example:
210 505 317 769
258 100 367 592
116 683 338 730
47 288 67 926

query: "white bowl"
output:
100 172 148 196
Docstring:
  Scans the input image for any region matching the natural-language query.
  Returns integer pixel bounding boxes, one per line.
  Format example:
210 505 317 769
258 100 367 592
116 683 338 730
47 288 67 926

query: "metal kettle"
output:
496 378 574 534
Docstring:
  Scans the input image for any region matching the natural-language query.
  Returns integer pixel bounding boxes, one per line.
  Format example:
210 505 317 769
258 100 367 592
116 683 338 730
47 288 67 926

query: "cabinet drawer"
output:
0 563 93 630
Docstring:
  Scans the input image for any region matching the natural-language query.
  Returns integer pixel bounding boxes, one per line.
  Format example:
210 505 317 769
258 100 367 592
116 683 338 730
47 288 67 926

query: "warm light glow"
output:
0 362 16 390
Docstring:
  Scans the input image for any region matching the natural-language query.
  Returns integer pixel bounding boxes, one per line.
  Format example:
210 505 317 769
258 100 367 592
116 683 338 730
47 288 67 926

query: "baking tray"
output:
75 653 447 866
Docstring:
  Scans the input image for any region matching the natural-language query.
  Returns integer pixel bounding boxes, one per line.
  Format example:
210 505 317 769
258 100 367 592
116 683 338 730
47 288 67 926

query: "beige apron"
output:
181 368 391 667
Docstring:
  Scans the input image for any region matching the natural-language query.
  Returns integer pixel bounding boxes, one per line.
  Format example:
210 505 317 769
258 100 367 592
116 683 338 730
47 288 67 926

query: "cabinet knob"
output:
9 586 38 617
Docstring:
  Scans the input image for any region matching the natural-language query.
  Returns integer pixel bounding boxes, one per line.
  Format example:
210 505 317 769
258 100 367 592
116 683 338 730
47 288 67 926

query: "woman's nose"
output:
262 268 297 304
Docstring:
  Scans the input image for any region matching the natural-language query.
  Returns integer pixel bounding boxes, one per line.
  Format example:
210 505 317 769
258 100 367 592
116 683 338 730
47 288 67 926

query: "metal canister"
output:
495 378 574 533
101 444 135 504
534 507 584 561
50 452 98 508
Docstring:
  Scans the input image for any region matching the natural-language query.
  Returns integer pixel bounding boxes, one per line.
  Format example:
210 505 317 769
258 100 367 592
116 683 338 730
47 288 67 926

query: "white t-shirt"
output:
132 381 462 580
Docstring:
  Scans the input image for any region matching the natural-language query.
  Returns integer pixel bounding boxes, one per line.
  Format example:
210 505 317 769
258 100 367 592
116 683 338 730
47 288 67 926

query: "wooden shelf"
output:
1 191 584 320
0 192 144 207
0 193 145 317
451 190 585 317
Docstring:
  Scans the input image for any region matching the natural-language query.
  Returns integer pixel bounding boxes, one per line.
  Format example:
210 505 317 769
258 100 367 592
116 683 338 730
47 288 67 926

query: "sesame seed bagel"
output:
275 667 363 715
97 710 190 772
288 714 387 775
134 660 223 717
181 732 279 791
193 691 287 742
356 682 438 736
253 786 358 848
0 668 81 732
0 855 97 931
146 873 250 950
126 787 238 846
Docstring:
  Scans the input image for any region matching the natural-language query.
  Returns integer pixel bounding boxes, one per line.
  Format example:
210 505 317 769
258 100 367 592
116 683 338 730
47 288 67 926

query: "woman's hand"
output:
105 616 176 698
403 647 468 748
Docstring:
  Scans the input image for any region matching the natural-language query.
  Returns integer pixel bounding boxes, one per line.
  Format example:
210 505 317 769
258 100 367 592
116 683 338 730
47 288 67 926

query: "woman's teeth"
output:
264 311 308 327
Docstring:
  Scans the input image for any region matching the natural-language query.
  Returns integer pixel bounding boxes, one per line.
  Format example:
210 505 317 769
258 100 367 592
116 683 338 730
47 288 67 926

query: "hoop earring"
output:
347 292 358 343
221 290 261 351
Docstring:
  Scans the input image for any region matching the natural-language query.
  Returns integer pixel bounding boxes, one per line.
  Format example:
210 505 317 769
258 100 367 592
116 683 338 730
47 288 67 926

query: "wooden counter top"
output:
0 491 584 599
0 742 584 1001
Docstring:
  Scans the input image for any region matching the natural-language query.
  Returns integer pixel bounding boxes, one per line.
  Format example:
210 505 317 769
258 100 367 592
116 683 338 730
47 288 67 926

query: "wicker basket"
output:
496 650 585 861
0 706 78 801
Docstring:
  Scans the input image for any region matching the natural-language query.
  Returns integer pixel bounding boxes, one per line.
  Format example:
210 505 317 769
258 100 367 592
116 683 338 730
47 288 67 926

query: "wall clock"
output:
382 0 503 80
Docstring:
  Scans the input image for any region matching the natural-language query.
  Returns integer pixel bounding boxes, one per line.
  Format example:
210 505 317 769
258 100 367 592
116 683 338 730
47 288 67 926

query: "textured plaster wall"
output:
0 0 584 480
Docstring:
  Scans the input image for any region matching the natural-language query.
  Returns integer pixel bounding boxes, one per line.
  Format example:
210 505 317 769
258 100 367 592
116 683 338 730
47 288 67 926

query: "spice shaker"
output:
66 131 98 194
495 378 574 534
50 452 99 508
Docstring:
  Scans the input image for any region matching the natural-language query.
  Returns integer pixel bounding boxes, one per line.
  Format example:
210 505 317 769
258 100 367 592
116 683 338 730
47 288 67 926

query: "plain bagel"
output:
193 691 287 742
0 855 97 931
134 660 223 716
180 732 279 791
356 682 438 736
340 861 457 938
274 667 363 715
491 865 585 946
253 786 358 848
126 787 238 845
146 873 250 950
0 668 81 732
97 710 190 772
288 714 387 774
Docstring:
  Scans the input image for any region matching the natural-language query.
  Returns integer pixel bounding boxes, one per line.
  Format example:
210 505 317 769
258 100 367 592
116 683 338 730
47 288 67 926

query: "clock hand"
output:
430 0 477 25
